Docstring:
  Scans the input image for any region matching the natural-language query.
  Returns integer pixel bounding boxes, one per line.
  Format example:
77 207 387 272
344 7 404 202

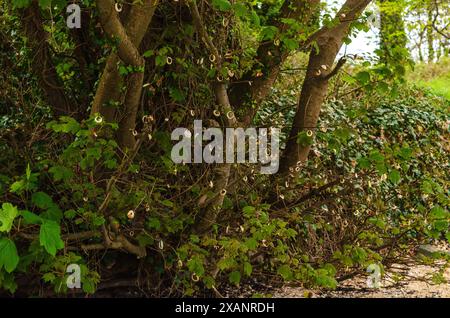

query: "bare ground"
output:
274 245 450 298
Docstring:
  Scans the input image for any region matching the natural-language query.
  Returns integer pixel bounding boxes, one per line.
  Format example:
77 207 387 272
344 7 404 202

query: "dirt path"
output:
275 254 450 298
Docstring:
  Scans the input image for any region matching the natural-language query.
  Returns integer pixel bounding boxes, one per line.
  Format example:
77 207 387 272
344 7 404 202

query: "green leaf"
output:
47 117 80 134
12 0 32 8
233 3 248 18
161 199 174 208
26 163 31 180
244 237 258 250
143 50 154 58
21 210 43 225
242 206 255 217
187 256 204 276
355 71 370 85
48 166 73 182
10 180 25 193
212 0 231 11
260 26 278 40
41 206 63 222
39 220 64 256
218 257 237 270
282 38 299 50
430 206 447 219
243 262 252 277
0 203 18 233
32 192 54 210
0 238 19 273
147 217 161 230
421 180 434 194
377 82 389 93
229 270 241 285
388 170 401 185
169 87 186 102
277 265 293 280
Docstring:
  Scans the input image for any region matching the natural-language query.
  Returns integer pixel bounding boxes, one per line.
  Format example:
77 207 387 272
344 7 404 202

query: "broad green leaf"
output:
212 0 231 11
21 210 42 225
244 237 258 250
48 166 73 182
0 203 18 233
41 206 63 222
187 256 204 276
39 220 64 256
355 71 370 85
282 38 299 50
260 26 278 40
0 238 19 273
32 192 54 210
430 206 447 219
229 270 241 285
277 265 293 280
388 170 401 184
217 257 237 270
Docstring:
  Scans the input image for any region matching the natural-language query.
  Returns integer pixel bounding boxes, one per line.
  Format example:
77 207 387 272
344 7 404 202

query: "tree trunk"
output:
279 0 371 174
94 0 158 149
21 2 76 118
427 0 435 63
379 0 408 65
229 0 320 125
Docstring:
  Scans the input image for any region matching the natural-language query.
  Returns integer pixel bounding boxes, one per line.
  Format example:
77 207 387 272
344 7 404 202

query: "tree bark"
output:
21 2 76 117
94 0 158 149
279 0 372 174
230 0 320 125
427 0 435 62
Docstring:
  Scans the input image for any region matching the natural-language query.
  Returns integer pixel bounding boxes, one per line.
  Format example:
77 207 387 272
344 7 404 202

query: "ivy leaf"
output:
0 238 19 273
0 203 18 233
39 220 64 256
212 0 231 11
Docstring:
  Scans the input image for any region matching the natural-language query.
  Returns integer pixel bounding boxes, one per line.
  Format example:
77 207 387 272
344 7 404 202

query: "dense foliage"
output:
0 0 448 296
